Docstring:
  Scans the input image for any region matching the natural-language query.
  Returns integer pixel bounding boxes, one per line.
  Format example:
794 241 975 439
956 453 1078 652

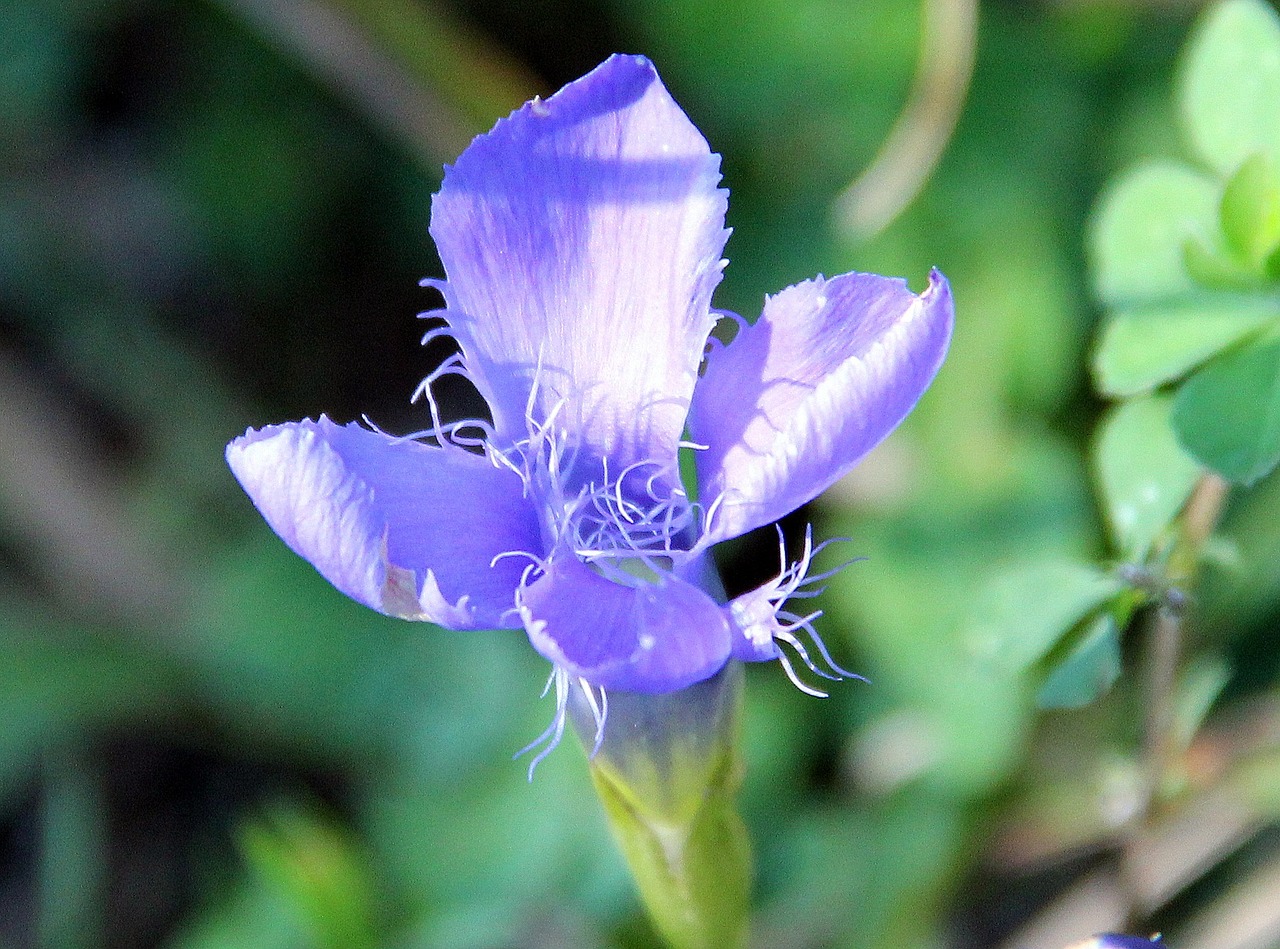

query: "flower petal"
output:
225 417 540 629
518 556 731 693
689 269 953 545
429 54 729 482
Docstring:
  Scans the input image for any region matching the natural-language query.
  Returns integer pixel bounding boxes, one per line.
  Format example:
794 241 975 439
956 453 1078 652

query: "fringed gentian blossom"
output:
226 54 953 771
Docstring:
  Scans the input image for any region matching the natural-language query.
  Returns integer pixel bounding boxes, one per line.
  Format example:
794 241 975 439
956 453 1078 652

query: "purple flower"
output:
226 55 952 758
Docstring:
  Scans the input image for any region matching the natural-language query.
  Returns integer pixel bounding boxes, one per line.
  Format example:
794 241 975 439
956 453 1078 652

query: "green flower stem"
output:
570 662 751 949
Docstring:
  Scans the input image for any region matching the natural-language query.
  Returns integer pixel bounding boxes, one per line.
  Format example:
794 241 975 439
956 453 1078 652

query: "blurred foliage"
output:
4 0 1280 948
1092 0 1280 484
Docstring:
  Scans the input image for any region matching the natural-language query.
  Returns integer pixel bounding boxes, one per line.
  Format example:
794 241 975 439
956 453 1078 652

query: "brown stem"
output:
1179 473 1231 559
208 0 539 167
1121 473 1229 927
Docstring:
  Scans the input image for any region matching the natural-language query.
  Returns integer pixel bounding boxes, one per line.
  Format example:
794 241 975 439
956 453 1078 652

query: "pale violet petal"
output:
225 417 540 629
518 555 731 693
429 54 729 483
689 269 953 545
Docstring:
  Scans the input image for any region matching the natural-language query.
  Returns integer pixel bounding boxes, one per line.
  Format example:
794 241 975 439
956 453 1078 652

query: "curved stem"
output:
834 0 978 239
208 0 539 167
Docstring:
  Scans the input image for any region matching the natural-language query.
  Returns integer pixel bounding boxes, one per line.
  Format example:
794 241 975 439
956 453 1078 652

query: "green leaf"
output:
1173 333 1280 483
962 561 1124 673
1179 0 1280 175
1094 396 1203 559
1036 614 1122 709
1089 162 1218 307
1093 299 1277 396
1221 153 1280 266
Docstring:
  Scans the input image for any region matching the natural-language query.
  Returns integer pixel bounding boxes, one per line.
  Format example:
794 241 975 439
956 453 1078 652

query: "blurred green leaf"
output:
197 534 559 778
0 618 180 804
1036 614 1122 709
751 794 964 949
0 0 81 153
1093 300 1276 395
37 751 107 949
238 807 378 949
1094 395 1202 559
1172 333 1280 483
168 872 314 949
1221 152 1280 267
1179 0 1280 176
364 752 620 947
963 560 1123 673
1172 656 1231 753
1182 232 1266 289
1267 240 1280 282
1232 744 1280 817
1089 162 1217 307
1201 460 1280 629
833 435 1096 795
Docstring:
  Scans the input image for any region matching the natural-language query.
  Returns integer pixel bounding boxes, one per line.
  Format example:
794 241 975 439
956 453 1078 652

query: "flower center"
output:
498 401 695 570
